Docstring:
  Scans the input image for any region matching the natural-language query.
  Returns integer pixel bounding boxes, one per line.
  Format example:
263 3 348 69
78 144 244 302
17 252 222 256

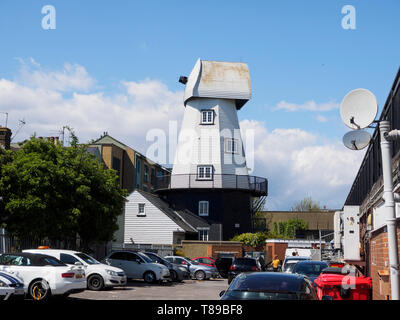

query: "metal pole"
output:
319 230 322 260
379 120 400 300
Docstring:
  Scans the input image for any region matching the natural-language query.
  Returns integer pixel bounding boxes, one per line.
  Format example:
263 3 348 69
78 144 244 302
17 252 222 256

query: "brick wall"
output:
265 243 288 264
369 225 400 300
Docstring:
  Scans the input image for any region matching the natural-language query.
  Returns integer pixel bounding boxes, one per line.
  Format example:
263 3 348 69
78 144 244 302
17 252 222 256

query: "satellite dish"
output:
343 130 371 150
340 88 378 129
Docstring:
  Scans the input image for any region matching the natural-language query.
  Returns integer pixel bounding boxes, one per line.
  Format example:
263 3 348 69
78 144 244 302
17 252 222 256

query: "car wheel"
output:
170 270 178 282
143 271 157 284
88 274 104 291
29 279 51 301
195 270 206 281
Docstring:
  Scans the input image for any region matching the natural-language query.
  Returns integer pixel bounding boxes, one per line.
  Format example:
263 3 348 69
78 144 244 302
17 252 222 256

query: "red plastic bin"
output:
314 272 372 300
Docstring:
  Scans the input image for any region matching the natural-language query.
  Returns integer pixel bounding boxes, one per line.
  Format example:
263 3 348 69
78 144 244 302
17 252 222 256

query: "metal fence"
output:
154 174 268 196
111 243 174 257
0 231 79 254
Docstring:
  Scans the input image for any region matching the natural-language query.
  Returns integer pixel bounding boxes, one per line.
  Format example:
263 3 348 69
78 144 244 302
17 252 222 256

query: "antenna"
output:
342 130 371 150
10 119 26 142
340 88 378 130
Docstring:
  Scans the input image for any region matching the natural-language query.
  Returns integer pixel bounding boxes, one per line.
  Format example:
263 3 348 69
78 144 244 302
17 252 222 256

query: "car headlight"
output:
178 267 188 272
106 270 118 276
0 280 7 287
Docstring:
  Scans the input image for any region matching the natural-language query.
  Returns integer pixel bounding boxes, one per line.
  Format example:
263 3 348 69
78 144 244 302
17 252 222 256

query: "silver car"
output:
164 256 219 280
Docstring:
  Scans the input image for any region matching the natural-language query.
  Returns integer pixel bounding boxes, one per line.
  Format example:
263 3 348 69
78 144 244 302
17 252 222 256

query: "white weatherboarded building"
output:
123 190 210 245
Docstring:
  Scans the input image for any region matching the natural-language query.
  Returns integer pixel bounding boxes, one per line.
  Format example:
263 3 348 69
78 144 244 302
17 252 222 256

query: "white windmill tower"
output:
156 59 268 241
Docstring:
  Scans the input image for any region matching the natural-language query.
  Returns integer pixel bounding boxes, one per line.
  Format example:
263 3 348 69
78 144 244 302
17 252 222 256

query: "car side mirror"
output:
219 290 225 297
322 295 334 300
75 262 83 266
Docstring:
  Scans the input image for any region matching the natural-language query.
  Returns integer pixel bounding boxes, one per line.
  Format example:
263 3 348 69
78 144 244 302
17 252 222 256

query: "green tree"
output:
291 196 321 212
231 232 269 247
0 136 128 247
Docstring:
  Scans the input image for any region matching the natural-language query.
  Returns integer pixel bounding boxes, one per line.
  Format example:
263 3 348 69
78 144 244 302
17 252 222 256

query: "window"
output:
197 165 213 180
109 252 128 260
112 157 121 180
224 138 238 154
199 201 209 216
60 253 80 265
138 203 146 216
144 165 149 183
198 228 209 241
200 110 214 124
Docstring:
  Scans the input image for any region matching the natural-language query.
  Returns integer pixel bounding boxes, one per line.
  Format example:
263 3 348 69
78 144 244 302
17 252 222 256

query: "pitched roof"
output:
136 190 209 232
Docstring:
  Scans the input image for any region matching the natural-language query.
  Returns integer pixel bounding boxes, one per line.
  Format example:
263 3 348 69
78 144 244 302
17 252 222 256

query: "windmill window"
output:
198 201 209 216
197 165 213 180
200 110 214 124
224 138 239 154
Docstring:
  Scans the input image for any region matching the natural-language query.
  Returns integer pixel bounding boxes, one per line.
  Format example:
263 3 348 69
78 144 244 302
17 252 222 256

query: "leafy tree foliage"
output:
231 232 269 247
291 196 321 212
272 219 308 238
0 137 128 246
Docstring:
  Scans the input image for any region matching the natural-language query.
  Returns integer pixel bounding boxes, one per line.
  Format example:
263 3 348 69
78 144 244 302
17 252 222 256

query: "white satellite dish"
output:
343 130 371 150
340 88 378 129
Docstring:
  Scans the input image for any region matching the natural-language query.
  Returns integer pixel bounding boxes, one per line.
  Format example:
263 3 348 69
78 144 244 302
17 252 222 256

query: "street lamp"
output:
340 88 400 300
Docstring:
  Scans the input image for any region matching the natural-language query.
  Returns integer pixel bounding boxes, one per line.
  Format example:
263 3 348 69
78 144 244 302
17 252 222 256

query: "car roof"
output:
23 249 80 255
229 272 306 292
295 260 328 265
284 256 311 261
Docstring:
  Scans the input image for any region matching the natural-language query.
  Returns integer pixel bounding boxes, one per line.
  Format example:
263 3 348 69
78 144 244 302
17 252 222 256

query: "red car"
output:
192 257 216 268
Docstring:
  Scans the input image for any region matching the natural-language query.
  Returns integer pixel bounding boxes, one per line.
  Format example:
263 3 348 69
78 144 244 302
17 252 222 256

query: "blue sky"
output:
0 0 399 210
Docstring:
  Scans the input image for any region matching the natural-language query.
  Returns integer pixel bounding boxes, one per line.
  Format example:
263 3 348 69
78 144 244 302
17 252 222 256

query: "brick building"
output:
88 133 170 194
342 68 400 300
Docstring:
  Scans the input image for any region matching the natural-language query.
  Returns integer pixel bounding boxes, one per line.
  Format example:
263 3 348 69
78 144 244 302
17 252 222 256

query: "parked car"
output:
0 271 24 300
292 260 329 287
281 256 311 273
103 251 170 284
0 252 86 300
227 257 261 284
215 253 235 278
219 272 318 300
142 252 190 282
24 248 126 291
164 256 219 280
192 257 216 269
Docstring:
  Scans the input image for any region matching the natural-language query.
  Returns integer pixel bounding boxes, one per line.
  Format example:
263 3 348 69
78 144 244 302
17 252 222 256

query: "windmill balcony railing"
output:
154 174 268 196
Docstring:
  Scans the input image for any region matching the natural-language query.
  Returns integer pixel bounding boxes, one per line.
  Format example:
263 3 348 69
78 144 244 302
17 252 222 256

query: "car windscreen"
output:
294 263 328 277
185 258 198 265
75 253 100 265
283 262 297 272
137 252 153 263
230 274 301 293
233 258 256 266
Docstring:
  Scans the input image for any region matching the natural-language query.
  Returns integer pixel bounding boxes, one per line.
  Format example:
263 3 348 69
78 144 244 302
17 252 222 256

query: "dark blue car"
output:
292 260 329 287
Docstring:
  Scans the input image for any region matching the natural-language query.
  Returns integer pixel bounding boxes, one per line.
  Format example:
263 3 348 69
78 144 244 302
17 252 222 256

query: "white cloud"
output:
0 60 184 158
240 119 364 210
274 100 338 112
316 115 328 122
15 58 96 92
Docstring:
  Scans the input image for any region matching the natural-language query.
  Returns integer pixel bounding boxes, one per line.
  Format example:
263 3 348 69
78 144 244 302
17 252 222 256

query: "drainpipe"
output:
380 120 400 300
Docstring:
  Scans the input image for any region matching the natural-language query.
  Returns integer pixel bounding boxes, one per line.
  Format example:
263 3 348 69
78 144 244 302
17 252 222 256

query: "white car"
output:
104 251 170 283
23 249 127 291
0 252 86 300
0 271 24 300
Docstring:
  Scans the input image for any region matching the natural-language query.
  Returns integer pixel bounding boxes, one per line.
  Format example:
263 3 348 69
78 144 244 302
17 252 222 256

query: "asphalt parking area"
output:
69 278 229 300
